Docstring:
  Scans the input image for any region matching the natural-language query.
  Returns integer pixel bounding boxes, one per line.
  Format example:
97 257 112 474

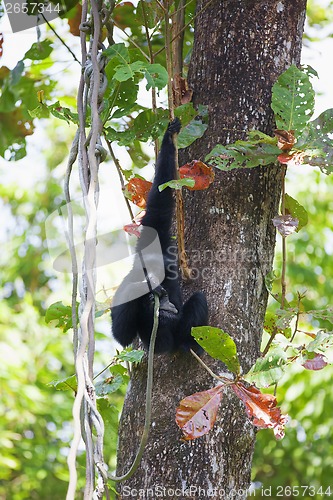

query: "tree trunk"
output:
115 1 307 498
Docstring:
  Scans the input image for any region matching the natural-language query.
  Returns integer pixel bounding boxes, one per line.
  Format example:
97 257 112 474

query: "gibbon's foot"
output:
149 287 178 314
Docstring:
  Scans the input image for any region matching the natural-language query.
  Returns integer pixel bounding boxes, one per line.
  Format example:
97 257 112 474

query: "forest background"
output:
1 0 333 498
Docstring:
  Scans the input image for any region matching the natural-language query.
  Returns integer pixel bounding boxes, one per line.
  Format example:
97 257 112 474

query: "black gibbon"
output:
111 118 208 353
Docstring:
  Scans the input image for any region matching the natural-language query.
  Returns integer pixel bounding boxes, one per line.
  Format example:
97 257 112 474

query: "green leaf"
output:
178 119 208 149
275 308 298 329
247 130 278 144
284 193 308 232
136 0 164 29
173 103 196 125
271 64 315 134
191 326 240 374
95 375 127 396
307 307 333 324
127 140 151 169
115 348 145 363
45 301 78 332
109 364 128 376
104 127 136 146
24 40 53 61
29 103 50 119
264 271 291 307
306 330 333 352
109 80 139 119
113 60 147 82
206 140 280 170
265 270 278 294
103 42 130 63
133 108 169 141
158 178 195 191
264 311 292 338
0 88 16 112
299 109 333 175
244 348 287 387
49 102 79 124
144 63 168 90
48 375 77 392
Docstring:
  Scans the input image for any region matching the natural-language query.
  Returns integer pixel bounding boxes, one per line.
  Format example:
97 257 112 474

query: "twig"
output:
164 1 192 279
41 14 81 65
156 0 166 12
171 0 194 18
141 0 159 162
262 325 278 357
113 20 150 60
290 292 302 344
281 166 287 309
154 0 218 57
105 139 135 221
190 349 234 384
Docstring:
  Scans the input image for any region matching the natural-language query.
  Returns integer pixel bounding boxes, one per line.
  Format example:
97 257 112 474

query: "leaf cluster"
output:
206 65 333 175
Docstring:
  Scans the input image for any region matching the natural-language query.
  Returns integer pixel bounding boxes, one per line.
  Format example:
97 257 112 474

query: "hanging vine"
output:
66 1 109 498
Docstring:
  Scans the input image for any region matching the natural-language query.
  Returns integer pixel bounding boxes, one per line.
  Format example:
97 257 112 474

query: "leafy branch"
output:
181 63 333 442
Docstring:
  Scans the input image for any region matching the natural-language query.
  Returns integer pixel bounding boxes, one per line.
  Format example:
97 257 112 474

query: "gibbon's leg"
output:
176 292 209 352
111 298 139 348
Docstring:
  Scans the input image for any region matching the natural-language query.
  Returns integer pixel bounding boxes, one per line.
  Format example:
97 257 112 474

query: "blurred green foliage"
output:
0 143 122 498
252 170 333 495
306 0 333 32
1 0 333 497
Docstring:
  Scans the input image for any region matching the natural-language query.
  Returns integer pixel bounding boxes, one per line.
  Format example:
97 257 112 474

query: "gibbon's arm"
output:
139 118 181 250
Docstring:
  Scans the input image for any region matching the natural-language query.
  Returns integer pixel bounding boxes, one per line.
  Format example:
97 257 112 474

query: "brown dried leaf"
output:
124 178 152 208
113 2 135 30
179 160 215 191
176 385 224 441
172 74 193 106
274 129 296 151
231 382 288 439
68 4 82 37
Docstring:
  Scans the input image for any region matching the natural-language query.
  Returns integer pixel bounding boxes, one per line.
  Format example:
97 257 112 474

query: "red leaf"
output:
302 353 328 371
278 153 294 164
176 385 224 440
179 160 215 191
231 382 288 439
123 210 145 237
123 222 141 237
278 151 305 167
124 178 152 208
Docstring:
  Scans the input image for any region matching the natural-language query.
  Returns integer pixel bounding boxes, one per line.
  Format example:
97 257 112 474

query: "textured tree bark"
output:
115 1 307 498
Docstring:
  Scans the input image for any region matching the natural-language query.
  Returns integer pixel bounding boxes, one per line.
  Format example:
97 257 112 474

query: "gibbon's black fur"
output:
111 118 208 353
